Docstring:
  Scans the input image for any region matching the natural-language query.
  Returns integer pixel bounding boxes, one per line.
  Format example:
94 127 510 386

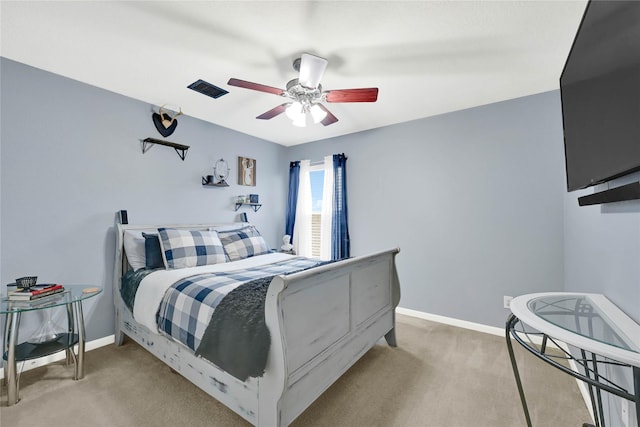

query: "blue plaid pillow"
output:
158 228 227 269
217 226 271 261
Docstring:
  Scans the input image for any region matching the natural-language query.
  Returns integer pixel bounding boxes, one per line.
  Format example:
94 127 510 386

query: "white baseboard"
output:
396 306 593 423
0 335 114 380
397 306 506 337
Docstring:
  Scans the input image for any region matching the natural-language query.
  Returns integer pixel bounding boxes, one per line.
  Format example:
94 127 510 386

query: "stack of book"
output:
8 284 65 301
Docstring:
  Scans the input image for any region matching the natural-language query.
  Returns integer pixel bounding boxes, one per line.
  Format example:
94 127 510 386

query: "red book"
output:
8 284 64 300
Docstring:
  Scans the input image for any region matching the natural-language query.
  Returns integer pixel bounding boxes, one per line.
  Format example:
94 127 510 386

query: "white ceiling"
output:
1 1 587 147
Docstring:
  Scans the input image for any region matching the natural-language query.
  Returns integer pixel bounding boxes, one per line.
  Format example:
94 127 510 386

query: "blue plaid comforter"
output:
156 257 327 353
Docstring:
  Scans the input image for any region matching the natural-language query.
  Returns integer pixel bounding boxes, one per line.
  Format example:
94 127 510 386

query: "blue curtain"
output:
285 161 300 244
331 154 350 260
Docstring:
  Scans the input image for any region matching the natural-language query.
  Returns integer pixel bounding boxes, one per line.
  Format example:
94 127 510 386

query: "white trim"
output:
0 335 114 380
397 306 505 337
396 306 556 349
396 306 593 422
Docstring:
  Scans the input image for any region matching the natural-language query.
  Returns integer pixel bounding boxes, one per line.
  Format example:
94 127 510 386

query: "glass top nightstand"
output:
1 285 102 314
1 284 102 406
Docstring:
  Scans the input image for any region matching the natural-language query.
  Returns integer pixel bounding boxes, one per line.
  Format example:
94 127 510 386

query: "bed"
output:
113 222 400 426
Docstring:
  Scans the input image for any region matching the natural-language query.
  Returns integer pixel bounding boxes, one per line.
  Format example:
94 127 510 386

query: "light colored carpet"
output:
0 314 590 426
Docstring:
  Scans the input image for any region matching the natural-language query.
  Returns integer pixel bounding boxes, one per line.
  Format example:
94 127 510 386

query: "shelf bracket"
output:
141 137 190 161
234 203 262 212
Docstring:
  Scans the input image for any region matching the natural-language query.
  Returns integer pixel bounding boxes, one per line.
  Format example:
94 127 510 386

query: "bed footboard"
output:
259 248 400 426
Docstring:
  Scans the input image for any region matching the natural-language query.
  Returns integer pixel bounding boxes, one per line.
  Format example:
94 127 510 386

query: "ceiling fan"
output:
227 53 378 127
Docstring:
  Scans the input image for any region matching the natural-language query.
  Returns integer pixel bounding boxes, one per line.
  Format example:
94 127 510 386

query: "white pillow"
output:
123 231 146 270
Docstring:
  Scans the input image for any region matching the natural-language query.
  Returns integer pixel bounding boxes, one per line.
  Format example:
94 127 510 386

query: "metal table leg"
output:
506 314 533 427
74 300 86 380
65 300 75 366
5 311 21 405
634 367 640 427
507 314 639 427
3 312 9 386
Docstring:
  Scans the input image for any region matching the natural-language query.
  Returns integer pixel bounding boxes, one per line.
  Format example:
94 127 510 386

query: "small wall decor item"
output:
202 158 230 187
238 156 256 186
152 105 183 137
249 194 259 203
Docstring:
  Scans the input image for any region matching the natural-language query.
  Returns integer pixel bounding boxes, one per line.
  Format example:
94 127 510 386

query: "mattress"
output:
132 252 295 332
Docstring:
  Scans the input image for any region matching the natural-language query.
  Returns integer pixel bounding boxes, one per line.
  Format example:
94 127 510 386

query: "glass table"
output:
1 285 102 406
506 293 640 427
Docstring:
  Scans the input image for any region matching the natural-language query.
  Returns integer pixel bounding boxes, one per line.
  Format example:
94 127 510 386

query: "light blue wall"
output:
564 176 640 427
288 91 567 328
564 178 640 324
2 56 638 345
1 58 288 341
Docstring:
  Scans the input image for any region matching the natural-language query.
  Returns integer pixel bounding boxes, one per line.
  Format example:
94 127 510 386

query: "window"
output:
309 168 325 257
287 154 349 260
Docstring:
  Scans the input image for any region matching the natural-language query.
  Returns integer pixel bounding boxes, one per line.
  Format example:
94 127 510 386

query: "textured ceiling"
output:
0 1 587 146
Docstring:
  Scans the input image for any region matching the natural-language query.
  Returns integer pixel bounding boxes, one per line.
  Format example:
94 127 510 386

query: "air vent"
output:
187 79 229 99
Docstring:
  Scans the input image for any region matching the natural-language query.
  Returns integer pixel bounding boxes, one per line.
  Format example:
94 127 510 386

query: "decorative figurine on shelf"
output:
202 158 230 187
213 158 230 186
281 235 294 253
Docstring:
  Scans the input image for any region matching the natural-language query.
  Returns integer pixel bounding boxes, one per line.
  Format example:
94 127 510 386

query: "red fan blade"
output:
227 78 285 96
325 88 379 103
256 103 290 120
317 104 339 126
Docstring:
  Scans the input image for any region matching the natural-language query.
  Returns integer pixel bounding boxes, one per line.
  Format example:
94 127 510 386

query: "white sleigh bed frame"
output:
113 223 400 426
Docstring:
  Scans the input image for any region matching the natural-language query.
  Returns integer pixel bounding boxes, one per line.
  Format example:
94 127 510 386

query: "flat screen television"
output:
560 0 640 202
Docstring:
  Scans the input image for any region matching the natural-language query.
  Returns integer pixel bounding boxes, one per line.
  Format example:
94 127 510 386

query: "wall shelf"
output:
141 137 189 161
202 177 229 187
203 182 230 187
234 203 262 212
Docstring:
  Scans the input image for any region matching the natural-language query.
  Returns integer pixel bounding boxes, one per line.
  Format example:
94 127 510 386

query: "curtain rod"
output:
309 153 348 166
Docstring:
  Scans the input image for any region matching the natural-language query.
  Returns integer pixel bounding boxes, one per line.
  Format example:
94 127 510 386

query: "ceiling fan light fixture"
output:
285 101 303 120
309 104 327 124
298 53 328 89
292 114 307 127
229 52 377 128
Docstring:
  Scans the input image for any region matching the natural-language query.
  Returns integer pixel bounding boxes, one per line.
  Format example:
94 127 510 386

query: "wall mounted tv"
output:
560 0 640 206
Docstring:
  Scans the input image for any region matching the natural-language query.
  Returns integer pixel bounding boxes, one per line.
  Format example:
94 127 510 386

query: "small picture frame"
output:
238 156 256 186
249 194 259 204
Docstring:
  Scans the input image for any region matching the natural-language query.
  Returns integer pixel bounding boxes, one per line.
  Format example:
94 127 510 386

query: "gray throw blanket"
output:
195 259 336 381
195 275 273 381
